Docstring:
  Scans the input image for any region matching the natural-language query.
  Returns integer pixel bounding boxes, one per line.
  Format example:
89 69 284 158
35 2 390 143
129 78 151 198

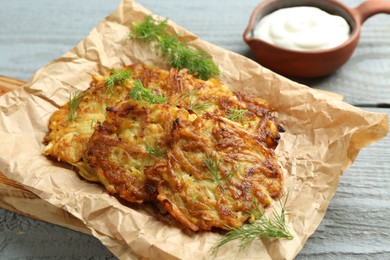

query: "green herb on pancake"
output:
68 91 87 121
147 140 167 164
211 196 293 254
129 80 167 104
182 90 212 114
204 156 224 188
105 69 132 93
130 16 220 80
227 108 248 121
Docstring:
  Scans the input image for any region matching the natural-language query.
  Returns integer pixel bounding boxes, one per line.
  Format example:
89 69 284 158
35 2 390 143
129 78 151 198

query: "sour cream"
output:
253 6 350 51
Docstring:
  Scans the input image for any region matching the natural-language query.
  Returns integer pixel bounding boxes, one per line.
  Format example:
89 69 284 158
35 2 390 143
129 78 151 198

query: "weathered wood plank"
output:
0 76 25 95
1 0 389 103
0 0 389 259
135 0 390 105
298 107 390 259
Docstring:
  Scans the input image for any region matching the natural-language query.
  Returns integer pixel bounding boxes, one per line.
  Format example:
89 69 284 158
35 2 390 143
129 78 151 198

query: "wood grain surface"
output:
0 0 389 259
0 77 25 95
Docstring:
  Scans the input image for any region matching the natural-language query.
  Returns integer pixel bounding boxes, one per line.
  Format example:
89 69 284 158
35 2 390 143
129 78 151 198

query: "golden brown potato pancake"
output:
43 70 132 181
86 100 194 203
145 113 283 231
131 63 282 149
44 63 284 231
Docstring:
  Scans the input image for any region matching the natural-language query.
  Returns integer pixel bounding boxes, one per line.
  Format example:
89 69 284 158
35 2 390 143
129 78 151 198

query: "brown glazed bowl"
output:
243 0 390 78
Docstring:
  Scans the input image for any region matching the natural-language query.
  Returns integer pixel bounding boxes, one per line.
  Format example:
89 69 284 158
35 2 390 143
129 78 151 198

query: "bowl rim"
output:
242 0 362 55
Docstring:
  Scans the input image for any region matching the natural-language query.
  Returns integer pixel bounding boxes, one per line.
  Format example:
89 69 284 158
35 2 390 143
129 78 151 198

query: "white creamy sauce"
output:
253 6 350 51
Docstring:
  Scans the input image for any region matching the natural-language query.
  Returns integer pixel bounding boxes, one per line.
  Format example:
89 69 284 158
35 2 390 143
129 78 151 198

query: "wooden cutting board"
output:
0 76 90 234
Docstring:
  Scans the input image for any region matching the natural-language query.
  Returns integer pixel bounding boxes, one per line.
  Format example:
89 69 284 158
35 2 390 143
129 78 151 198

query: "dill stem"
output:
210 197 293 255
130 16 220 80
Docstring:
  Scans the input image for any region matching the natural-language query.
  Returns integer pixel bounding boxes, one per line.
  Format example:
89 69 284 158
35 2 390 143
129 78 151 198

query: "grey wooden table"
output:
1 0 389 259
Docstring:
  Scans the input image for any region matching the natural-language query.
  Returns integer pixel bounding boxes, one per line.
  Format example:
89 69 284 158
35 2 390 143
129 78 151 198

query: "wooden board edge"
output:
0 75 25 94
0 172 90 235
0 75 90 235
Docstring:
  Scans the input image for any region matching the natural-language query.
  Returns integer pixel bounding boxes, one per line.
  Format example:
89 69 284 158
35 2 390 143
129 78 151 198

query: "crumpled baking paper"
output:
0 0 388 259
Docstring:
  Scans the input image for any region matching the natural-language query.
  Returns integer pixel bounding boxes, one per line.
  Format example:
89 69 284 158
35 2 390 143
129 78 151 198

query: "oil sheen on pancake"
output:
43 71 132 181
44 63 284 231
86 100 194 204
145 113 283 231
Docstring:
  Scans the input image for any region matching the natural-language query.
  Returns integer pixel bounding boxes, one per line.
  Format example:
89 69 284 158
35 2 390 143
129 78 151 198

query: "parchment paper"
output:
0 0 388 259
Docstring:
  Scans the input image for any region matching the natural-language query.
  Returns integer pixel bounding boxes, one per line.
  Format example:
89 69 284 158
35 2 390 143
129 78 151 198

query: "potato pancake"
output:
43 69 133 181
44 63 284 231
131 63 282 149
86 100 195 203
145 113 283 231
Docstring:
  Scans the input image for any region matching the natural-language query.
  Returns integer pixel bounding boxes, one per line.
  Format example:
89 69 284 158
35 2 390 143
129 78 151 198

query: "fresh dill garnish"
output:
210 196 293 255
190 102 212 114
226 164 241 181
204 156 223 188
182 90 211 114
146 140 167 164
130 16 220 80
129 80 167 104
105 69 132 93
226 170 236 181
147 141 167 158
227 108 248 121
67 91 87 121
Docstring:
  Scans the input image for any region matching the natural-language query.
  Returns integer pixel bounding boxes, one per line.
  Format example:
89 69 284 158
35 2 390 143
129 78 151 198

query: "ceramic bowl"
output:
243 0 390 78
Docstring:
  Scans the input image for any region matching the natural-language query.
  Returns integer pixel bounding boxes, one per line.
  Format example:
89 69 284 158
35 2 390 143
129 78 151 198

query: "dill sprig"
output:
211 196 293 255
204 156 223 187
130 16 220 80
67 91 87 121
226 164 241 181
129 80 167 104
105 69 132 93
182 90 211 114
190 102 212 114
147 141 167 158
146 140 167 164
226 170 235 181
227 108 248 121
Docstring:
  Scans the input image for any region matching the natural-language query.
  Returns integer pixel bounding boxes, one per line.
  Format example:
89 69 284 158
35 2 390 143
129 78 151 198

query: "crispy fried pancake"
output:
130 63 282 149
86 100 195 203
45 63 284 231
145 113 283 231
43 70 132 181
